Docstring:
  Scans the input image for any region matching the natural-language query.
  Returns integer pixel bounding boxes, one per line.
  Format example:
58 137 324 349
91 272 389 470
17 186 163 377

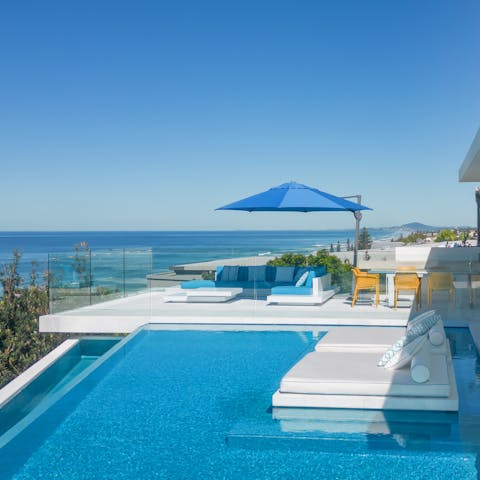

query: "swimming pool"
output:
0 327 479 479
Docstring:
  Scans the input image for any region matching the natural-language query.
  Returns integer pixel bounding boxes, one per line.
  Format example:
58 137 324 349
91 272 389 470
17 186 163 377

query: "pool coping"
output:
0 339 80 409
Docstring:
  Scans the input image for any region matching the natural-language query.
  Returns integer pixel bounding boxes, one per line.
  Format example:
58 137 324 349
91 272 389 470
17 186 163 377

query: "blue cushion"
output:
181 280 216 289
305 271 316 288
313 266 327 277
275 266 295 282
221 265 239 281
266 266 276 282
216 266 223 280
271 286 313 295
248 266 267 281
238 266 248 281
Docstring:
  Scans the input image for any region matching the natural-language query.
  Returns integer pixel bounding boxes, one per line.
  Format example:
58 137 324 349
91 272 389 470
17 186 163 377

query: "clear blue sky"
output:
1 0 479 230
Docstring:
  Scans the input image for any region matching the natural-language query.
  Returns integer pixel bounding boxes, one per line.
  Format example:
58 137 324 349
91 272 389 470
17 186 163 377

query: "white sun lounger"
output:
271 407 455 436
273 319 458 411
272 348 458 411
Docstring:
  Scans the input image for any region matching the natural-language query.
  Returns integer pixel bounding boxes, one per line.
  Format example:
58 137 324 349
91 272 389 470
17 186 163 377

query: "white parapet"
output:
0 339 79 409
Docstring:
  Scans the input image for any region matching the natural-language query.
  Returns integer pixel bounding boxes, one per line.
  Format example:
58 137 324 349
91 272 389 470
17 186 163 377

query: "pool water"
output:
0 337 119 440
1 328 480 479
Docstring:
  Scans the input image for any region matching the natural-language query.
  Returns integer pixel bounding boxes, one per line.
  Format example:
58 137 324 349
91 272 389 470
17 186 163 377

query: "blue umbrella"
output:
216 181 372 266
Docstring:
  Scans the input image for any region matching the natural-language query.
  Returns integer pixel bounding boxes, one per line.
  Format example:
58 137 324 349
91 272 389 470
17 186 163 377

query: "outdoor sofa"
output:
180 265 328 298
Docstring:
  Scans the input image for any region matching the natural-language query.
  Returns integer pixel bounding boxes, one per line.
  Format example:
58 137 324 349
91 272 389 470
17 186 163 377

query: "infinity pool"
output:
1 327 480 479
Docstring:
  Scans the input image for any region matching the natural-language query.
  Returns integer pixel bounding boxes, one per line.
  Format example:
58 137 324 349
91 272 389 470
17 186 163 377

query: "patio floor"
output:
40 291 417 333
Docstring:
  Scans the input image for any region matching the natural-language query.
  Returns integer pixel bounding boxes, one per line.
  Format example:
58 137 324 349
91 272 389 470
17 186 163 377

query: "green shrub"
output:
358 227 372 250
0 251 65 388
267 253 307 267
268 249 352 293
201 271 215 280
435 229 456 242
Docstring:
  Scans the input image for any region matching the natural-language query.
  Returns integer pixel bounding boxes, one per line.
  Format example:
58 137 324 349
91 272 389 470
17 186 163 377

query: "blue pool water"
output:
0 338 119 440
1 329 480 479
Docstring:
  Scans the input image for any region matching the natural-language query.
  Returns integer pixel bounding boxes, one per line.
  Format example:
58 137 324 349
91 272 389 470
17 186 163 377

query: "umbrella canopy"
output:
216 182 372 213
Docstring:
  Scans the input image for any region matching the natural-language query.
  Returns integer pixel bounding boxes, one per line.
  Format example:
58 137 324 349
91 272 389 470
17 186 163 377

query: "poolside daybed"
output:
272 313 458 411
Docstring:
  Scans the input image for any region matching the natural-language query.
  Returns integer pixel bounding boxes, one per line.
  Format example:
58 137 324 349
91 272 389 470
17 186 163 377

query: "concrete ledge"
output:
0 339 78 409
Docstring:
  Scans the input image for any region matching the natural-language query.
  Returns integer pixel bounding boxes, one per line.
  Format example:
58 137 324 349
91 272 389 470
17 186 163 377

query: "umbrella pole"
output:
343 195 363 267
476 187 480 246
353 210 362 267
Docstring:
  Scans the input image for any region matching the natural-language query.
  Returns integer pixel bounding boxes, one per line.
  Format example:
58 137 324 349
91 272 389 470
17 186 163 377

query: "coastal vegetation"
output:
435 229 457 242
358 227 372 250
268 249 352 292
394 228 475 245
395 231 428 244
0 251 65 388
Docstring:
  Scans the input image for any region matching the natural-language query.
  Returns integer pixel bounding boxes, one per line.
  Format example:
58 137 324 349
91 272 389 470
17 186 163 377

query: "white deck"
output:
40 291 412 333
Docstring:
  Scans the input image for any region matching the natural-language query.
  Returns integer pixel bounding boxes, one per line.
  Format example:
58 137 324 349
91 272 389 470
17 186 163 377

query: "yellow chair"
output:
352 267 380 307
426 272 454 306
394 271 421 309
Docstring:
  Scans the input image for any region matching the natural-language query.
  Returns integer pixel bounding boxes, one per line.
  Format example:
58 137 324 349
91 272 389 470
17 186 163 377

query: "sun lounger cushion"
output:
270 286 312 295
279 350 450 397
315 327 406 352
181 280 216 289
384 334 427 370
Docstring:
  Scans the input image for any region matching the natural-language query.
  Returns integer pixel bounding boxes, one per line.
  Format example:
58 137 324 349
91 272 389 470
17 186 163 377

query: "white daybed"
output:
163 287 243 303
272 318 458 411
266 274 338 306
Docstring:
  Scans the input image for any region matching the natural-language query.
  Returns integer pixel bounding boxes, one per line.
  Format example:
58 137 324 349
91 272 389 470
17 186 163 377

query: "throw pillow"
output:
295 271 309 287
405 313 440 344
305 271 316 288
384 334 427 370
406 310 436 331
377 336 406 367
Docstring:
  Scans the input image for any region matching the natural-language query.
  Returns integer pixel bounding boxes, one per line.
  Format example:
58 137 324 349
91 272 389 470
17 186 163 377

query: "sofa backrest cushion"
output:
221 266 239 282
275 266 295 283
248 266 267 282
238 266 249 281
266 266 276 282
312 266 327 277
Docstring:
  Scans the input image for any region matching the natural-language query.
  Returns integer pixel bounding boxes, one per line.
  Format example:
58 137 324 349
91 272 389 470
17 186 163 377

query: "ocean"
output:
0 230 395 290
0 229 394 263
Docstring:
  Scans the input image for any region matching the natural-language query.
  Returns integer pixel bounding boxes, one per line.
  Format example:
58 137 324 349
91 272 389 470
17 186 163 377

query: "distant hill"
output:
400 222 441 231
380 222 474 232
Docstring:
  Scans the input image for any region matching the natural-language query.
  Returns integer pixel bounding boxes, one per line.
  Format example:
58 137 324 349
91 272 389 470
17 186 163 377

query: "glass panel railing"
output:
90 250 124 305
124 249 152 296
48 251 91 313
48 248 152 314
46 241 480 326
